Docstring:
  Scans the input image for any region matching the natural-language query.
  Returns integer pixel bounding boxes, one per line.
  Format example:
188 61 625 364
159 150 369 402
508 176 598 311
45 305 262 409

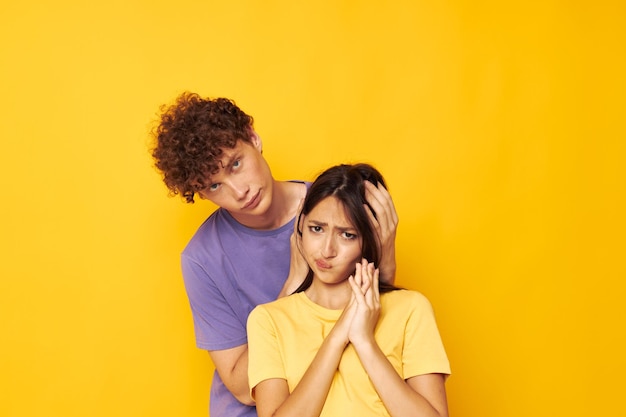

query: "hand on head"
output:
364 181 398 282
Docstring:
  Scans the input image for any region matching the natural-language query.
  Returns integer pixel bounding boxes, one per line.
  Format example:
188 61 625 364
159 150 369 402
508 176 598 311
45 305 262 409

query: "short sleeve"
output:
247 305 287 398
181 253 247 351
402 293 451 378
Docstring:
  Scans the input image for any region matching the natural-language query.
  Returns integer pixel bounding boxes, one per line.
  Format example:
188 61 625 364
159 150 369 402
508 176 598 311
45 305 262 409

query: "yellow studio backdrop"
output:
1 1 624 416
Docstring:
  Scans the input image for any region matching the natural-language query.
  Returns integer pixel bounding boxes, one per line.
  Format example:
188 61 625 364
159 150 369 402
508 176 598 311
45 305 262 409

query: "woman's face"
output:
301 196 363 286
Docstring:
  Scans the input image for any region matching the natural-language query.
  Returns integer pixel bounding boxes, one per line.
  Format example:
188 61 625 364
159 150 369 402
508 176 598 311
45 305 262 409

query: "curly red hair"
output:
151 92 254 203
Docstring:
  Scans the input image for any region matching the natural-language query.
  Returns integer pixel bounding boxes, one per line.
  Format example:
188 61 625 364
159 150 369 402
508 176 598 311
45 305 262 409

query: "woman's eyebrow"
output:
307 219 355 231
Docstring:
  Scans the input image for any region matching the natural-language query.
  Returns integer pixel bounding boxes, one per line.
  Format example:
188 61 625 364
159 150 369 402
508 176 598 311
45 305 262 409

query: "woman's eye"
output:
342 232 357 240
309 226 323 233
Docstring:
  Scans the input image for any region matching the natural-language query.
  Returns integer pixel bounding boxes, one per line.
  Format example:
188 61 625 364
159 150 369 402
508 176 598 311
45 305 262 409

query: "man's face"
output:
197 133 273 223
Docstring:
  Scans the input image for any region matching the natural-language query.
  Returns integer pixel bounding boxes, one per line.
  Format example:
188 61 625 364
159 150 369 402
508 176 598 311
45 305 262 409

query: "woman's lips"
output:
315 259 331 269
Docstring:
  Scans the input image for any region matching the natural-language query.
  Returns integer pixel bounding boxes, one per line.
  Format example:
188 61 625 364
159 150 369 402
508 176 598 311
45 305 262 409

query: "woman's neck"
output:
304 280 352 310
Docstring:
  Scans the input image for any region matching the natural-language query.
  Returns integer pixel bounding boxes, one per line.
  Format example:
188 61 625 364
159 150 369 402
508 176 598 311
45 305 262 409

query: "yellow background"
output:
1 1 624 416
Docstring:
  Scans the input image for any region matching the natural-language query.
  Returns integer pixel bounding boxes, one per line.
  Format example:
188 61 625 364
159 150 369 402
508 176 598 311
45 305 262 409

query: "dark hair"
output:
151 92 254 203
294 163 399 294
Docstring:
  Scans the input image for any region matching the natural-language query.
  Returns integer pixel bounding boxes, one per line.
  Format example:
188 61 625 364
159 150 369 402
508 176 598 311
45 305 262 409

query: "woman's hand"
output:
329 258 375 348
347 259 381 347
327 294 357 348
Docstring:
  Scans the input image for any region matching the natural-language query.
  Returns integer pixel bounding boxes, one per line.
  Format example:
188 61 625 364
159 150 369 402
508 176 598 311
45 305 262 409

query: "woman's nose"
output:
321 236 337 258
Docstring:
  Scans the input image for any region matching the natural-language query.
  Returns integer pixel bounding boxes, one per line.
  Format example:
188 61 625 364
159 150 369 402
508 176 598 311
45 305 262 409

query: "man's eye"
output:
209 183 220 191
233 159 241 168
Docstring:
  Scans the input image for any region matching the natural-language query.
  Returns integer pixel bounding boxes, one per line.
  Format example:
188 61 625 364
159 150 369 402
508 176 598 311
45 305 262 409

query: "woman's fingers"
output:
360 259 371 294
362 263 376 308
373 267 380 304
354 261 363 288
349 271 365 301
347 260 381 346
352 260 378 307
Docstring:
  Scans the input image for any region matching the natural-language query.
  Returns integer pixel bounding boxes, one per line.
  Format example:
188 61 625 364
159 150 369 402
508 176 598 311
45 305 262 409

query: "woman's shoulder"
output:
251 292 305 316
381 289 434 311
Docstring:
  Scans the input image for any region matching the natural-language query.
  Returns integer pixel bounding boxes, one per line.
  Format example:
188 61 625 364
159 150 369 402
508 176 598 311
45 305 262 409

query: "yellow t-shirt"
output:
247 290 450 416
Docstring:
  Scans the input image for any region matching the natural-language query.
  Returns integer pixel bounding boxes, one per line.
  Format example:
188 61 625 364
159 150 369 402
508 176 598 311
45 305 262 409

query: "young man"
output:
151 92 398 417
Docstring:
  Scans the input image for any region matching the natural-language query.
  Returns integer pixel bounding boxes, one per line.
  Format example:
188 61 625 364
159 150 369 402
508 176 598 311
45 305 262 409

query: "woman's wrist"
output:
351 337 379 358
325 328 350 350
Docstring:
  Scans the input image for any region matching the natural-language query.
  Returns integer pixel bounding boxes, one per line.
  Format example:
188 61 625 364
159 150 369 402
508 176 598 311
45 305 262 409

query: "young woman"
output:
247 164 450 417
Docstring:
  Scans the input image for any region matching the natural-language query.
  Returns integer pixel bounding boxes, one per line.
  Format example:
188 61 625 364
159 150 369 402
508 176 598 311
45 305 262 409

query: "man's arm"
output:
277 231 309 297
278 197 309 297
209 344 254 406
182 257 254 405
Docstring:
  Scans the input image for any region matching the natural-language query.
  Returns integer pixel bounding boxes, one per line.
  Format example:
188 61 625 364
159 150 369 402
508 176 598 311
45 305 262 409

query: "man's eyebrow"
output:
217 152 240 169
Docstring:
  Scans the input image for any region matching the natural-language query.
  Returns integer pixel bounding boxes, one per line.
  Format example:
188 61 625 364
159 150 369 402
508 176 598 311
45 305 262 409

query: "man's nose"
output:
228 179 249 200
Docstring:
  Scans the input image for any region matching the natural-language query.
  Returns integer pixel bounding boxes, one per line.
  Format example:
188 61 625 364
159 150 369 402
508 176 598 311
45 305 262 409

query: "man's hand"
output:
364 181 398 283
278 199 308 297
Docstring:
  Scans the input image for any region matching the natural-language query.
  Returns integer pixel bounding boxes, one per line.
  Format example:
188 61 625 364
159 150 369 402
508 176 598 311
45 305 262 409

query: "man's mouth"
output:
243 191 261 209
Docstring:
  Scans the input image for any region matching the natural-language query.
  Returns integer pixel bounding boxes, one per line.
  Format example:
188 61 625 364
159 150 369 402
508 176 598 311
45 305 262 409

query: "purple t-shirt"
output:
181 184 305 417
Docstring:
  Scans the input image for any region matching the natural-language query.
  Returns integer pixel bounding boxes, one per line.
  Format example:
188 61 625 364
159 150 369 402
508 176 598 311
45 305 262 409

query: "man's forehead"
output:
209 140 250 175
215 143 242 167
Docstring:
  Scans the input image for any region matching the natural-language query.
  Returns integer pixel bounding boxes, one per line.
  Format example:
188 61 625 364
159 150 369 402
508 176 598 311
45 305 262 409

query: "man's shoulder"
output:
182 209 233 256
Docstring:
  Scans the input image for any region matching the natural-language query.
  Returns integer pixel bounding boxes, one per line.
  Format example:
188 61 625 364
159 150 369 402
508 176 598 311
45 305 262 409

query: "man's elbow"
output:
234 391 255 406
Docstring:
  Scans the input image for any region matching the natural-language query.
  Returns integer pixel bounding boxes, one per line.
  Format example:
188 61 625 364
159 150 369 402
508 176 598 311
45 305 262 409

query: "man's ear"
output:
249 129 263 152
